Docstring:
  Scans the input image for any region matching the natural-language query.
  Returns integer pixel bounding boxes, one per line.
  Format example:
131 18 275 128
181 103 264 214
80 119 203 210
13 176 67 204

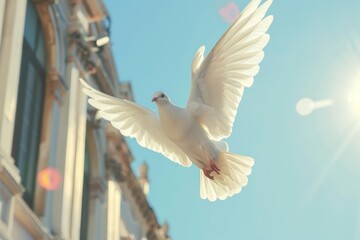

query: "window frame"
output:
11 4 46 208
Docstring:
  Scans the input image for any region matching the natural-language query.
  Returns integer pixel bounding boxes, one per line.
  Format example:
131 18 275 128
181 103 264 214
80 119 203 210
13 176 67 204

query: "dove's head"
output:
152 91 169 104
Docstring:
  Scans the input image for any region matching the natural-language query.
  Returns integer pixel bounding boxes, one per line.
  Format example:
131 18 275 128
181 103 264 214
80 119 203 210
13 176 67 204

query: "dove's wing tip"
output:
79 78 86 85
79 78 92 90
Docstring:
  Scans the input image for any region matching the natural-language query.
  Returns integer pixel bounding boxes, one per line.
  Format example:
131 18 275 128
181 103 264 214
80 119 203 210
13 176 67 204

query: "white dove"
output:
81 0 273 201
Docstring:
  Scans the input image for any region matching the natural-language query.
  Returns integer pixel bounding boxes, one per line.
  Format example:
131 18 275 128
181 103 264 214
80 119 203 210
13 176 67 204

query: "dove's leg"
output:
210 159 221 175
202 168 214 180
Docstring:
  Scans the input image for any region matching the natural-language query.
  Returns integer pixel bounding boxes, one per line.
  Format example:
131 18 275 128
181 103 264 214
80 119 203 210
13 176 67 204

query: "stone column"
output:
0 0 27 157
51 64 82 239
84 124 108 240
69 82 87 240
87 179 107 240
107 180 121 240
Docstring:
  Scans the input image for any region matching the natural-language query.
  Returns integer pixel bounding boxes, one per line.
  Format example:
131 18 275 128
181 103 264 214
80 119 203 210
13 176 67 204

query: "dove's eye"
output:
161 94 165 98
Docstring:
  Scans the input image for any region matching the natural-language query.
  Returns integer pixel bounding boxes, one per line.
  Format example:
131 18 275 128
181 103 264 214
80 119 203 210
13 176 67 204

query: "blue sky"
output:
104 0 360 239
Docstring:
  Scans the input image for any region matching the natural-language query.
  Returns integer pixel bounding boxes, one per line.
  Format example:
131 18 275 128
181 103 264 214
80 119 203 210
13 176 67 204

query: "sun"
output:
348 80 360 119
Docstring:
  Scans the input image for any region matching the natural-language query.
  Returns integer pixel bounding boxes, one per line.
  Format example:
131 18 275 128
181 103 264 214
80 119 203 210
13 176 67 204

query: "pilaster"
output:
107 180 120 240
51 63 80 239
0 0 28 239
87 177 107 240
0 0 27 159
69 83 87 240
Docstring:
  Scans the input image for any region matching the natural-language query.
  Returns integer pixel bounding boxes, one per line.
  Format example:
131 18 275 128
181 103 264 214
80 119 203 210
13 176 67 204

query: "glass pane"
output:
12 38 45 207
35 31 45 68
24 2 39 50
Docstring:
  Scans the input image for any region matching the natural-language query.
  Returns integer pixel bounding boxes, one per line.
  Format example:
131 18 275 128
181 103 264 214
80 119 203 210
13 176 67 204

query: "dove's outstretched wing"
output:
187 0 273 140
81 79 192 167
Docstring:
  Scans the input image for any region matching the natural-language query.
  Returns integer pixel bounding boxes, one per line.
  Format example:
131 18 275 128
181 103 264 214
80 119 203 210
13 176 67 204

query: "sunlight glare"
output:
304 122 360 205
348 81 360 119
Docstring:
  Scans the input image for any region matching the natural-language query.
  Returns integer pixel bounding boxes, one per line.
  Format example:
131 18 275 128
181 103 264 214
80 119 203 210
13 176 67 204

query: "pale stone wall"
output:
0 0 170 240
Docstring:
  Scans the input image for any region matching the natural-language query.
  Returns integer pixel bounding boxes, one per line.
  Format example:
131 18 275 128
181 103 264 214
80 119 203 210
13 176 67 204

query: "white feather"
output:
80 0 273 202
187 0 273 140
200 153 253 201
80 79 192 167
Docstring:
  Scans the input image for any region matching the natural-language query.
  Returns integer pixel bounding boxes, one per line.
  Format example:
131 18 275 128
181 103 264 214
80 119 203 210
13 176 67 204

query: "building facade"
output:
0 0 169 239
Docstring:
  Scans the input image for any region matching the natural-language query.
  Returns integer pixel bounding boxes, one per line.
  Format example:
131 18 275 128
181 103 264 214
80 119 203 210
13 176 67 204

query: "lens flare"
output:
296 98 334 116
219 2 240 23
296 98 314 116
37 167 62 191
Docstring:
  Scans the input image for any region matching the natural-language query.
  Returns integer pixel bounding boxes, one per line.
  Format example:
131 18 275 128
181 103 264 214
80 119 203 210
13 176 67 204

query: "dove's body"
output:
81 0 273 201
157 101 219 169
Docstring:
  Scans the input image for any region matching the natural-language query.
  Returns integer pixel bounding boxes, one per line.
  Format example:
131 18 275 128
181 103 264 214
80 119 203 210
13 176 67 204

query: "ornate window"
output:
11 1 46 207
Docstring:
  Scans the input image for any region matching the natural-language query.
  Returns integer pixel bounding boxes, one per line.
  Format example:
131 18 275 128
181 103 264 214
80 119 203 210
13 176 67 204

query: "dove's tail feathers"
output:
200 152 254 201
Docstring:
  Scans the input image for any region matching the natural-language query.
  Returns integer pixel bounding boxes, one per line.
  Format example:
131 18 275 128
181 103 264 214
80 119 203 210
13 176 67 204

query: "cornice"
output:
0 151 23 195
13 197 53 240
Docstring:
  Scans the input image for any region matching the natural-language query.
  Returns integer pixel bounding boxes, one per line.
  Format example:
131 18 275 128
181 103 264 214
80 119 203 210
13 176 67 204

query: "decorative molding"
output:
82 0 107 21
105 157 126 182
68 18 118 97
47 69 68 103
34 0 68 92
89 177 107 202
13 196 53 240
68 30 99 78
105 124 133 179
31 0 68 218
0 151 23 195
102 120 171 239
34 1 56 63
124 172 167 240
138 163 149 196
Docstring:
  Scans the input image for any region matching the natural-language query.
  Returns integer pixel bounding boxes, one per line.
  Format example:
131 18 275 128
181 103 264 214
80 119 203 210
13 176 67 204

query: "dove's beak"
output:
152 97 157 102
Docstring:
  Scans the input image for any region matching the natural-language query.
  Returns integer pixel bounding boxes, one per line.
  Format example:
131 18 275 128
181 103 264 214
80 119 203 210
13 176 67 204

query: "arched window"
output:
11 1 46 208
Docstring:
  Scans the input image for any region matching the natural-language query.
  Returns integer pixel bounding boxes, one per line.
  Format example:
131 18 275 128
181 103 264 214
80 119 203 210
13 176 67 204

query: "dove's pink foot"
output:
210 159 221 175
202 168 214 180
